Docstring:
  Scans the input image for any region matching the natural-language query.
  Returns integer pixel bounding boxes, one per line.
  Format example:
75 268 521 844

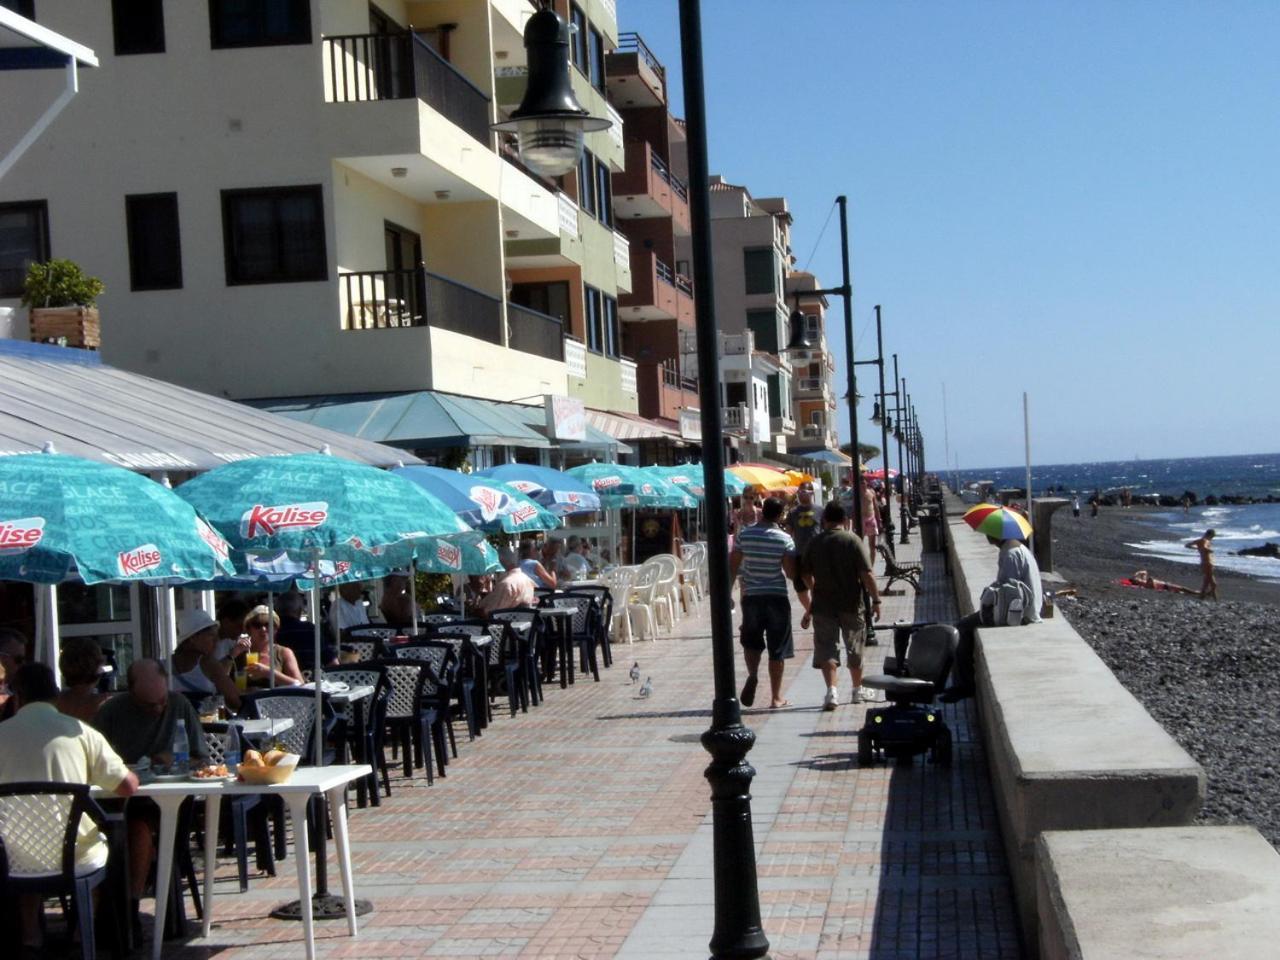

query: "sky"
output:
619 0 1280 471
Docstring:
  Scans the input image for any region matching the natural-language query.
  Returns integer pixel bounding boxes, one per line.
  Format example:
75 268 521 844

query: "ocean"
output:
958 452 1280 584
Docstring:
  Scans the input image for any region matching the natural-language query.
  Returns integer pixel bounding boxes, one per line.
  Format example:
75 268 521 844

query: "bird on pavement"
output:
638 676 652 698
629 662 640 684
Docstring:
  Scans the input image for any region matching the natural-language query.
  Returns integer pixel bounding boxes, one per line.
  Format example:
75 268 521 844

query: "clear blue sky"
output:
620 0 1280 471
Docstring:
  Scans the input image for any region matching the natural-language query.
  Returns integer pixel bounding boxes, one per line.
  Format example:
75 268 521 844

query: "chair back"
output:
551 592 598 635
431 623 487 638
379 660 429 720
239 688 336 761
391 643 453 696
0 781 102 880
904 624 958 687
202 722 251 764
345 639 378 662
346 626 398 642
487 607 537 625
418 613 458 627
324 665 388 726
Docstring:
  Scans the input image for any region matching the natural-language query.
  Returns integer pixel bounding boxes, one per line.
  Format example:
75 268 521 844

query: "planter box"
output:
30 306 100 349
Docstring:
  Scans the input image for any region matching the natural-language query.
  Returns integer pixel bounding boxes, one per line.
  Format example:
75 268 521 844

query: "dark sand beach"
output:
1048 506 1280 844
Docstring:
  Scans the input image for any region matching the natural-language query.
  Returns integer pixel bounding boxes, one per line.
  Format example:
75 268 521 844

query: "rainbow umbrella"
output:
963 503 1033 541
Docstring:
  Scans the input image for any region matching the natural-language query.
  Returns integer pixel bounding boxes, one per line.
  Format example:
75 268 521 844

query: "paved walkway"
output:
167 536 1021 959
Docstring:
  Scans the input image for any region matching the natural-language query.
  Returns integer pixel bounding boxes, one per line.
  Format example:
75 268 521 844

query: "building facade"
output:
785 271 841 455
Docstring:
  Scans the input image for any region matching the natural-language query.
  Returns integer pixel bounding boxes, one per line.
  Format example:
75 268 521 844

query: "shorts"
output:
863 516 879 537
812 612 866 669
739 594 794 662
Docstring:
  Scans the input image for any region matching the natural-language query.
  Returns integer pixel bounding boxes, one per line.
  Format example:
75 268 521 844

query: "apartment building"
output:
702 175 796 455
0 0 640 460
785 271 841 455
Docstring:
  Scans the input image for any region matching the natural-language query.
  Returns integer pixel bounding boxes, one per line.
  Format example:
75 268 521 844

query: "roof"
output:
257 389 628 454
0 339 416 469
0 8 98 69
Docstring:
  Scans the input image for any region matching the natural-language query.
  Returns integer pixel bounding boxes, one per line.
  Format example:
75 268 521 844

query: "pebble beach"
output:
1051 506 1280 844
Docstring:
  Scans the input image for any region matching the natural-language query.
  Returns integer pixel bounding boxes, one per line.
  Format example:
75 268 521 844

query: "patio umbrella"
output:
175 452 481 764
476 464 601 515
727 463 794 492
863 468 899 481
963 503 1033 541
565 463 694 509
647 464 706 500
393 465 559 534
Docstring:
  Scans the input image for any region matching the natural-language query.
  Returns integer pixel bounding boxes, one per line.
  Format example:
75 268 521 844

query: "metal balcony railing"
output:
506 302 565 362
323 32 491 144
648 149 689 203
620 357 637 394
616 32 665 91
612 230 630 267
797 377 824 392
675 273 693 297
655 257 675 287
343 266 501 346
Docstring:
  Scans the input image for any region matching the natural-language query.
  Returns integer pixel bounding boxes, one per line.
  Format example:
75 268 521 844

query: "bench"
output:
1037 826 1280 959
877 542 921 594
947 516 1205 955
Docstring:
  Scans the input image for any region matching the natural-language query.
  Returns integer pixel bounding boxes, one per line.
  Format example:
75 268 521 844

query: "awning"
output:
587 408 686 444
0 8 98 70
257 389 628 454
0 339 417 469
797 449 853 465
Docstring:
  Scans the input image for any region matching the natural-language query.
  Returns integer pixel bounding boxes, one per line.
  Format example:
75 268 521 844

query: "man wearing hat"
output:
171 607 242 710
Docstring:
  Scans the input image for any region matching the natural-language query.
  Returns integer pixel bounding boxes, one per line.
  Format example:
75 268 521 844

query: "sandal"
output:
740 674 758 707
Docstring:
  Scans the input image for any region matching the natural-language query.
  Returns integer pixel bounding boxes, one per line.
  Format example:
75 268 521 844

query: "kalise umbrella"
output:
393 465 559 534
477 464 601 515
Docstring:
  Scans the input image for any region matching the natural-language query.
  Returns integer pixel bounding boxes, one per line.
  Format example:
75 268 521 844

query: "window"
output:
113 0 165 55
0 201 49 298
221 186 326 285
209 0 311 49
746 309 778 354
587 25 605 93
125 193 182 290
584 284 603 354
0 1 34 19
810 410 823 426
603 294 619 358
594 156 613 227
569 3 587 73
510 281 570 322
743 247 776 295
577 152 597 219
767 374 782 417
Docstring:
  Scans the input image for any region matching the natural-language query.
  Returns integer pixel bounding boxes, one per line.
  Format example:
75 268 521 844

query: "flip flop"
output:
769 700 791 709
740 674 758 707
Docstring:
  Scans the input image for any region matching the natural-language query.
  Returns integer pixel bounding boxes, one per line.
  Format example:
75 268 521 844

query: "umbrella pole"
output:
409 560 418 633
267 588 276 690
311 550 323 768
160 587 177 684
37 584 61 686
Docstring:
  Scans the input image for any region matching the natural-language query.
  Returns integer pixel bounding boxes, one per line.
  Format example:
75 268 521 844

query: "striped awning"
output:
586 409 685 444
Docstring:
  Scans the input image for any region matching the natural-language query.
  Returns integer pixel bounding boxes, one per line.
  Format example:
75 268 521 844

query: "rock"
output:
1238 543 1280 559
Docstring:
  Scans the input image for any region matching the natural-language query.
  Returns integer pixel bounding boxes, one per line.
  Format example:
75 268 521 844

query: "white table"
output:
225 716 295 739
96 763 370 960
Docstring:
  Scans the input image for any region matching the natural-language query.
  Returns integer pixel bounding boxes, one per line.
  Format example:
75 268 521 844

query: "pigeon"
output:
629 662 641 684
638 676 652 698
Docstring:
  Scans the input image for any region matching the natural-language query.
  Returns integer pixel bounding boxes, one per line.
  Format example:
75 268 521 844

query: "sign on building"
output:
545 394 586 441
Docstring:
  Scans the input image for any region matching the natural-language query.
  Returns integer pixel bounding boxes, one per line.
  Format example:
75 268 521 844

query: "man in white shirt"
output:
334 581 371 630
561 536 593 581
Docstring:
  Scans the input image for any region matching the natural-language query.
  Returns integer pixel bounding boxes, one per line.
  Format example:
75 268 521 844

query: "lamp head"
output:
870 402 882 425
784 309 811 353
492 7 610 177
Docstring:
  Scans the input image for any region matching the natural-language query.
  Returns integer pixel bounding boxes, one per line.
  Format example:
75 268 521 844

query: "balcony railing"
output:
721 332 753 356
606 101 624 153
649 150 689 203
723 404 749 432
343 266 502 345
617 33 665 91
507 302 565 362
797 377 824 392
563 336 587 379
675 273 693 297
660 359 699 393
620 357 638 394
323 32 491 144
655 257 675 287
802 424 825 439
557 192 580 235
612 230 630 268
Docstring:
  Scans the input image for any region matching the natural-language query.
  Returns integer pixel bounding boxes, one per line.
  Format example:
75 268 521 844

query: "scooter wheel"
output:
857 729 873 766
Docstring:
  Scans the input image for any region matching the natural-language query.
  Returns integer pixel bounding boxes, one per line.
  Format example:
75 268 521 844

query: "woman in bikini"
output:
1130 570 1198 595
1185 529 1218 600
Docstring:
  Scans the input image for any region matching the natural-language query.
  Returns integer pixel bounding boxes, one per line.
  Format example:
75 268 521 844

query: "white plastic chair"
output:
627 564 666 640
605 566 636 645
647 555 682 624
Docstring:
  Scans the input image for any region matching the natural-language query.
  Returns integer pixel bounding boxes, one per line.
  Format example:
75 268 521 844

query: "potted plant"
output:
22 258 105 349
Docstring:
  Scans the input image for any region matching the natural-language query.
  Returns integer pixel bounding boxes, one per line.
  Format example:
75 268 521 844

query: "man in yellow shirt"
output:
0 662 138 948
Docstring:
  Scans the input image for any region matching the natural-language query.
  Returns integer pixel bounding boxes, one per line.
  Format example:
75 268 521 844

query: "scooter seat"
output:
861 674 936 697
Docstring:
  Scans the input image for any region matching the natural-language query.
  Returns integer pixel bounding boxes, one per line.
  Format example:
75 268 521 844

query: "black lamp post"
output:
853 304 895 552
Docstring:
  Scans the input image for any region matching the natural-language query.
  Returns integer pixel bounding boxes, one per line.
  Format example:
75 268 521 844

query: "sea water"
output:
959 452 1280 583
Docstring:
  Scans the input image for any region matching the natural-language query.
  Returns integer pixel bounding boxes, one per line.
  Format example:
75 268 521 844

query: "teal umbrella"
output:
565 463 695 510
648 464 707 500
0 452 234 585
393 465 560 534
415 537 503 575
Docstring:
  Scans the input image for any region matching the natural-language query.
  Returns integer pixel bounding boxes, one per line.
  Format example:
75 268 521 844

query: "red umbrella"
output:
863 468 899 480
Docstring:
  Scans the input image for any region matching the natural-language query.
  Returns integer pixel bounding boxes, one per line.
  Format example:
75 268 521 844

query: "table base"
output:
271 894 374 921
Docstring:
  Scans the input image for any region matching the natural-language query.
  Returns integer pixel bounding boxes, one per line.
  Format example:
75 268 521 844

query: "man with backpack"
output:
940 533 1042 702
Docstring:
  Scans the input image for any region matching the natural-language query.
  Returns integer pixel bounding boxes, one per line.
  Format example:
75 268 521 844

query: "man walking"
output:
801 502 882 708
731 497 806 709
787 480 820 604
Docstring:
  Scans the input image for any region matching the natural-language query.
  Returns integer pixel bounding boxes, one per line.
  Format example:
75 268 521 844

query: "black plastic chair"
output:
0 782 119 960
562 585 614 668
377 659 439 784
323 664 391 805
541 594 600 683
392 644 457 771
202 722 275 890
423 626 488 737
487 607 542 706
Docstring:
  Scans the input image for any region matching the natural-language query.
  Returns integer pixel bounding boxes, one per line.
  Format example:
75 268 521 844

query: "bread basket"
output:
237 753 299 785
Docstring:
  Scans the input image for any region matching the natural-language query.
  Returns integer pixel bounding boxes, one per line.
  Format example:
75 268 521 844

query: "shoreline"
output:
1049 504 1279 607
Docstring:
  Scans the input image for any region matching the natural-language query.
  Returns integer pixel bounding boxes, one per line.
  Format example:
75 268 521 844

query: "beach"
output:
1050 505 1280 844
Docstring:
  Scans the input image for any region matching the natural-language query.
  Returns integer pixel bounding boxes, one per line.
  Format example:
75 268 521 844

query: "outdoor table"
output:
93 764 370 960
537 605 578 688
222 716 295 740
300 682 375 808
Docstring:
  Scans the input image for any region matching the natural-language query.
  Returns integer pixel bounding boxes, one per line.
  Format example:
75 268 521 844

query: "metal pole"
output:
837 196 863 537
678 3 768 957
894 357 909 544
873 305 893 551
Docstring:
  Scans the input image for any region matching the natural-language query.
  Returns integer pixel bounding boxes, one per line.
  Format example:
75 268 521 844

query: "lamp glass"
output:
516 117 584 177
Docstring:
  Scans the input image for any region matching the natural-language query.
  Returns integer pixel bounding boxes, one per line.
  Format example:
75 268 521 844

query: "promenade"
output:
170 538 1021 959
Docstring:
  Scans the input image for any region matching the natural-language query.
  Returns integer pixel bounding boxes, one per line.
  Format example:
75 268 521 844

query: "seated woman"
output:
237 605 303 687
54 636 111 722
172 608 242 711
519 539 557 589
1129 570 1198 595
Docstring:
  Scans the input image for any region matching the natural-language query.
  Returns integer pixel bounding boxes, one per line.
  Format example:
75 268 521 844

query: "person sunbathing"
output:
1126 570 1198 595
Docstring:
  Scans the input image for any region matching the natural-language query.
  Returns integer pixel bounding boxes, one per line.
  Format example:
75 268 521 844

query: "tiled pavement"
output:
161 537 1021 959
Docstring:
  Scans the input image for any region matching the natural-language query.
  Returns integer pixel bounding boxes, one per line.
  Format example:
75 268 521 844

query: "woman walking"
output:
1185 529 1218 600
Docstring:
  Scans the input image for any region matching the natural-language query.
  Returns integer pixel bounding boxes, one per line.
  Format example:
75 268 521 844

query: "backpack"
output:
979 580 1035 626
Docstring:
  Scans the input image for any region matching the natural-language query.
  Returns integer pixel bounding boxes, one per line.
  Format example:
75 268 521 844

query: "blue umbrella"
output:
477 464 601 515
565 463 696 510
393 465 559 534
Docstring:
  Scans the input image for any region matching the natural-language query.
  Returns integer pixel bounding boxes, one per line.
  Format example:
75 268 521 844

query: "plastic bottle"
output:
223 727 240 772
173 718 190 772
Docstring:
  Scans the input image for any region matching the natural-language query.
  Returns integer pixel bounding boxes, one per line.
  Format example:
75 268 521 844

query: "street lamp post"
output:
893 357 909 543
855 305 894 551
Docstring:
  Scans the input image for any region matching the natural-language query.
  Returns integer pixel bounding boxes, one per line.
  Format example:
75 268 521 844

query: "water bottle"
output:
173 718 190 772
223 727 240 773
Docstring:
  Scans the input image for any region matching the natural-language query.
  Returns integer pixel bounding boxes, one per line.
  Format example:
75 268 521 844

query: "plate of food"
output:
188 763 235 782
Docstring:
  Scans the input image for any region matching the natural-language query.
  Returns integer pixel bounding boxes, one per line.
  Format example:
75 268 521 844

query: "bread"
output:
263 748 288 767
241 749 265 768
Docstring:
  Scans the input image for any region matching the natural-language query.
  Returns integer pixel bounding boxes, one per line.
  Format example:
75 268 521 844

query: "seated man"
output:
0 663 138 948
941 533 1043 702
480 547 537 614
561 535 593 581
94 659 207 899
275 590 338 666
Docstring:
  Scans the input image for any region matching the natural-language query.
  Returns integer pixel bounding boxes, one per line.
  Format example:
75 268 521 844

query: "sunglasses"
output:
249 622 270 630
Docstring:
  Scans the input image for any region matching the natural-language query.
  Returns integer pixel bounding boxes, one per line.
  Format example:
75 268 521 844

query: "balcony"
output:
606 33 666 108
323 33 490 144
795 376 832 401
505 192 585 268
723 403 749 436
619 251 694 323
563 336 587 380
612 141 690 232
771 415 797 436
636 359 700 422
342 267 503 345
506 302 565 362
620 357 637 395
